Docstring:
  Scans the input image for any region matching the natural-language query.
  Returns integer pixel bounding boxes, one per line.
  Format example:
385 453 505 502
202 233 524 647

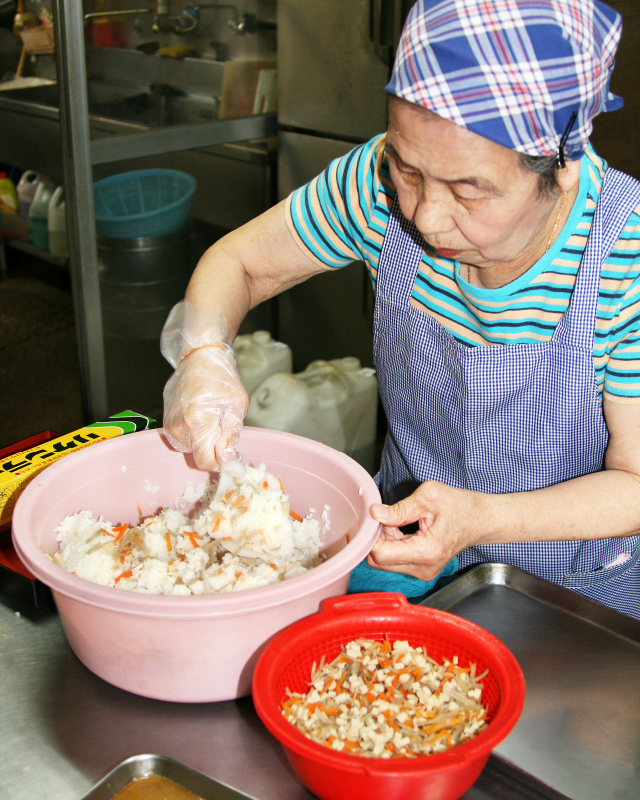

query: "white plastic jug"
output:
245 357 378 472
48 185 69 259
28 177 56 251
232 330 293 396
16 170 40 219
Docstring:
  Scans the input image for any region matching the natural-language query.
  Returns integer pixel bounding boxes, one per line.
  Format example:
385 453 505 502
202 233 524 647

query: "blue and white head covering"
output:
387 0 623 162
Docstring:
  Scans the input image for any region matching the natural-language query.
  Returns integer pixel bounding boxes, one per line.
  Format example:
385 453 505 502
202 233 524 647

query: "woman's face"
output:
386 97 574 273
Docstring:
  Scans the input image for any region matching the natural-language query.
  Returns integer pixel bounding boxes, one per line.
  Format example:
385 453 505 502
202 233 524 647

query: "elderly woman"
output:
161 0 640 618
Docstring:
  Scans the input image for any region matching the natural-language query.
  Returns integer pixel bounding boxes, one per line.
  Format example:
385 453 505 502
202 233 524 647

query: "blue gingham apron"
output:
374 168 640 619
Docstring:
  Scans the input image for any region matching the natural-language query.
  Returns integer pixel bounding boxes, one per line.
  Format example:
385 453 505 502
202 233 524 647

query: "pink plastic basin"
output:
12 427 381 702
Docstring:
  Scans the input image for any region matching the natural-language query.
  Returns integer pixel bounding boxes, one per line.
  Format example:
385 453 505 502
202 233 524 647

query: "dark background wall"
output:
590 0 639 179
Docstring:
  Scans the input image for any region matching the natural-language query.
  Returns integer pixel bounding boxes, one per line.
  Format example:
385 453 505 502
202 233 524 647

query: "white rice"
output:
50 461 324 596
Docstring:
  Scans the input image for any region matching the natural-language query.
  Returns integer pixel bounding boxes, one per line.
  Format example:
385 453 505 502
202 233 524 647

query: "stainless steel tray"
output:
81 754 255 800
421 564 640 800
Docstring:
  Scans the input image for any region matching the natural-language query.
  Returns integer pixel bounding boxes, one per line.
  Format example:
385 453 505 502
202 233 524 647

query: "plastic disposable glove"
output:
161 301 249 471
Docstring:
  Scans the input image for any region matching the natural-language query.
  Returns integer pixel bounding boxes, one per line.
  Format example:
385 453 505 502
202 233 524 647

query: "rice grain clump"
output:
282 638 489 758
50 461 324 595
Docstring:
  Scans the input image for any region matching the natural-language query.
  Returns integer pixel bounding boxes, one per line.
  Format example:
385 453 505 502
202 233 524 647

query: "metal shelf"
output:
1 238 68 267
43 0 277 421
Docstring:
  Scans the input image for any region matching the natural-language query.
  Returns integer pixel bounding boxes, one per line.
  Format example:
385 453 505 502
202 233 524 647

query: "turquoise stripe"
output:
288 137 640 400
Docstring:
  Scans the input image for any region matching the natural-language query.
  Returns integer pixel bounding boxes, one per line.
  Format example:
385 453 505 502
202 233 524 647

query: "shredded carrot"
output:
319 706 338 716
345 534 350 544
278 477 284 492
132 534 144 546
235 571 242 578
115 570 132 583
385 743 396 753
113 524 129 542
165 532 172 552
101 528 115 538
212 516 223 533
119 555 125 564
263 480 269 489
186 532 200 548
342 741 360 752
290 510 303 522
136 504 142 518
268 563 276 569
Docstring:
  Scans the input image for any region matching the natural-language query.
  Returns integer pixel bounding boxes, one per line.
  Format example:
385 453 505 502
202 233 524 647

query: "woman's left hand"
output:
368 481 489 581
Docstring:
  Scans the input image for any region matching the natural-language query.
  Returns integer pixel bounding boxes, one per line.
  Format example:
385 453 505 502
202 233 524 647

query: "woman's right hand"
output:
161 302 249 471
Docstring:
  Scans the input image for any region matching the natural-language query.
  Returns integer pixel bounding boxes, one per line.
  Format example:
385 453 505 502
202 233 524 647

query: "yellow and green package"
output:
0 410 155 530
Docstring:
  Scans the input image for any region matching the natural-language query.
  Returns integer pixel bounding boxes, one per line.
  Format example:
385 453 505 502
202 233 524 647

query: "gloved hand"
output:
161 301 249 471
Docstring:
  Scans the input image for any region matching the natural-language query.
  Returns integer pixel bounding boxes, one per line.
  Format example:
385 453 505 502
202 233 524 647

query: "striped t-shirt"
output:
286 135 640 404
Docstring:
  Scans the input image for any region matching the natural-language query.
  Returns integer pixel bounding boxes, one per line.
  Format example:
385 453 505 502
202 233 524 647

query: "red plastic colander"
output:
252 592 525 800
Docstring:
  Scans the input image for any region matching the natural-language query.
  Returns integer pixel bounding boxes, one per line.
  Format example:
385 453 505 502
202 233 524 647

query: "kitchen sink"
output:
0 48 275 231
4 80 219 128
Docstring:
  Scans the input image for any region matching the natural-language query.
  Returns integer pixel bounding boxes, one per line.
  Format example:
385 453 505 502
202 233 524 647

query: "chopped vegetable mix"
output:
282 638 489 758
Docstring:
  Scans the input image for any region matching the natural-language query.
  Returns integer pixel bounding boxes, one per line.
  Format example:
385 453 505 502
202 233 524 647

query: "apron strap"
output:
562 168 640 349
376 197 425 306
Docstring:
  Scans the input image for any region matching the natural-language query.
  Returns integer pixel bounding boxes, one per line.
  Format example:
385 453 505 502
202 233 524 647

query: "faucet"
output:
173 4 256 35
83 2 171 34
83 1 255 37
84 7 154 24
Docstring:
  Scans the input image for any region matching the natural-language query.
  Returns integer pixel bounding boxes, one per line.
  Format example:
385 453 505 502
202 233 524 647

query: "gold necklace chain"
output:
465 190 567 286
545 191 567 253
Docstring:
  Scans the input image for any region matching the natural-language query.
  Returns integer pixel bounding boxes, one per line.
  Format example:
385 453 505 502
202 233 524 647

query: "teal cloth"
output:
348 556 459 598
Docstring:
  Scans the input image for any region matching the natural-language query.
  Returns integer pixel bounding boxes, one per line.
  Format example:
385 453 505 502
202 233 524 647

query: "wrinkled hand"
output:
368 482 487 581
161 301 249 472
163 344 249 471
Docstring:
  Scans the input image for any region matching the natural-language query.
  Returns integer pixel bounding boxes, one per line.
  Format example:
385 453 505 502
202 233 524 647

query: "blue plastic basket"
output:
94 169 197 239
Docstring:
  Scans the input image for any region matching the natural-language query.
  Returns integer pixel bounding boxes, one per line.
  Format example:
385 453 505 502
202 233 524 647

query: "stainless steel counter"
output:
0 590 309 800
422 565 640 800
3 571 624 800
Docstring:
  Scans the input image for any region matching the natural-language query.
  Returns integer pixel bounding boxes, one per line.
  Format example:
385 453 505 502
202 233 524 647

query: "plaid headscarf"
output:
387 0 623 161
